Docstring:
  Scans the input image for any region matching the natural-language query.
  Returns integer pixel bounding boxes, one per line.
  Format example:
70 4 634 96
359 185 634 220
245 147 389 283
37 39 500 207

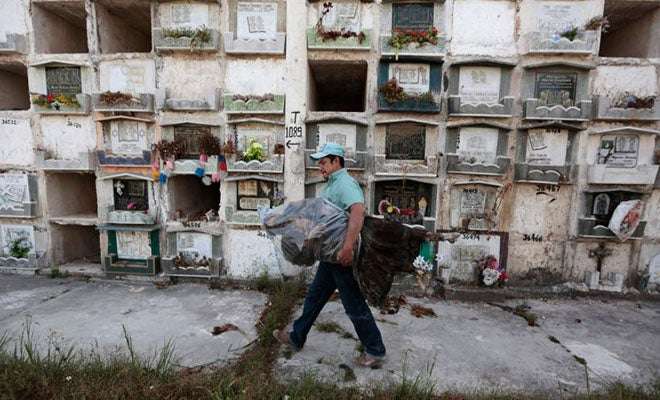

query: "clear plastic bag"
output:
259 198 349 266
608 200 643 242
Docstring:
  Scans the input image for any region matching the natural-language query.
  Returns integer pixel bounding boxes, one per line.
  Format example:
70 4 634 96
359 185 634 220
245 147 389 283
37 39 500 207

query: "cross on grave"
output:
588 242 612 274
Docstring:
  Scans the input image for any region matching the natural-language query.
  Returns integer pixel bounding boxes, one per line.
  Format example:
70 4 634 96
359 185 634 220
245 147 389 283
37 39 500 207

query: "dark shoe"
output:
354 353 385 369
273 329 299 351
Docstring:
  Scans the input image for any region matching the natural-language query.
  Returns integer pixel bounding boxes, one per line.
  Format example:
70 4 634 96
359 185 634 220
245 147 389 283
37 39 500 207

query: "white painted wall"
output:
518 0 603 35
159 57 222 99
592 65 658 97
224 59 285 95
40 116 95 160
0 0 28 40
99 59 156 94
0 117 33 166
224 229 301 278
450 0 517 56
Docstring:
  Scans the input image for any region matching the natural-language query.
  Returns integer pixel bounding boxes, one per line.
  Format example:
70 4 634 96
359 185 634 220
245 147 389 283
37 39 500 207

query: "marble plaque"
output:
0 174 29 214
239 197 270 210
116 231 151 260
389 63 430 95
237 2 277 39
386 123 425 160
525 128 568 166
535 73 577 107
107 64 146 93
177 232 213 260
322 3 360 32
238 180 258 196
46 67 81 96
597 135 639 168
538 3 581 34
460 189 486 216
110 121 148 155
437 233 501 282
457 127 498 164
0 224 35 256
168 3 209 28
318 124 357 156
458 66 501 104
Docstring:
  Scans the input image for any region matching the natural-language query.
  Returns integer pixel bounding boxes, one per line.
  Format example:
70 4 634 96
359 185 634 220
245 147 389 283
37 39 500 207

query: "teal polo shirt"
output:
320 168 364 211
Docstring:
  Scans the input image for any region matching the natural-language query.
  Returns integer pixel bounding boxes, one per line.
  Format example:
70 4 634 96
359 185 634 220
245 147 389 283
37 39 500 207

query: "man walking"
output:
273 143 386 368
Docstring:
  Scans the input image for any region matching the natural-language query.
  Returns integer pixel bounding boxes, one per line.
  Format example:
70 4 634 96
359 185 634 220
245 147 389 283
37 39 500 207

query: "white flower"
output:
482 268 501 286
435 252 444 264
413 255 433 272
65 376 72 382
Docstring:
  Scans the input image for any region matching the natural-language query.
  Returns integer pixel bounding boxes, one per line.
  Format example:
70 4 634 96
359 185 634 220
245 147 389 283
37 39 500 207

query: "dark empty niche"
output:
309 60 367 112
168 175 220 221
50 224 101 265
46 172 98 219
599 0 660 58
95 0 152 53
32 1 89 54
0 63 29 110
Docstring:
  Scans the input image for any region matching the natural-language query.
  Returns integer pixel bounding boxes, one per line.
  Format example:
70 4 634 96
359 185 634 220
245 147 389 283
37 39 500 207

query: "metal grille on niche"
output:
174 125 212 158
113 180 148 211
45 67 82 97
386 123 426 160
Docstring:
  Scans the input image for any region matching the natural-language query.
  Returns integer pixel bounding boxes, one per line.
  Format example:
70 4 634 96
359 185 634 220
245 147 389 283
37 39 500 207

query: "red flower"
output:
499 271 509 282
46 94 55 103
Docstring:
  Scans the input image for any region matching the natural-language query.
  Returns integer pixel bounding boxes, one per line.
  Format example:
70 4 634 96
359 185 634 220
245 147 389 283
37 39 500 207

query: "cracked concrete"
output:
276 296 660 396
0 274 267 368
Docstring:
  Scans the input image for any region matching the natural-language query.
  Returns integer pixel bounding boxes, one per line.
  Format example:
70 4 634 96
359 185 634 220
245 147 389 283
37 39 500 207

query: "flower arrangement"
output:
273 143 285 155
557 16 609 42
242 139 266 162
198 133 223 156
232 93 276 103
32 93 80 110
413 254 434 294
162 25 212 49
222 138 236 155
153 139 186 160
9 237 31 259
388 27 439 50
99 91 139 106
475 255 508 287
379 78 434 105
315 2 367 44
612 93 656 109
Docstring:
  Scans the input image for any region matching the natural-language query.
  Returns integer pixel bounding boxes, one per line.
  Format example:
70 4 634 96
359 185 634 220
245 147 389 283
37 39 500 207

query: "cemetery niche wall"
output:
0 62 30 111
225 1 286 54
94 0 152 54
306 118 367 171
373 178 436 230
522 62 593 121
94 60 156 113
449 0 516 57
98 173 156 226
158 121 222 175
38 116 96 171
374 120 438 177
29 61 92 115
448 181 505 231
515 122 579 184
309 60 367 112
447 59 515 118
307 1 372 50
223 59 286 114
379 1 447 58
436 230 508 284
378 61 441 113
0 117 34 168
0 224 39 269
445 122 510 176
226 120 285 173
586 127 660 186
153 0 221 52
577 189 646 239
0 173 39 219
31 0 89 54
223 176 283 226
592 64 660 121
96 116 154 166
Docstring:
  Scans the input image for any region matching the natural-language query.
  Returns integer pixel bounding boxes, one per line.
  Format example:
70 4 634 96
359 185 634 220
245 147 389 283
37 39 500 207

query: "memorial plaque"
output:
238 180 258 196
116 231 151 260
174 125 211 158
389 63 430 94
237 2 277 39
322 3 359 32
374 180 433 216
169 3 208 28
458 66 501 104
113 180 148 211
393 3 434 31
457 127 498 164
535 73 577 107
0 174 29 214
110 121 148 155
386 123 425 160
592 193 611 216
0 224 35 256
46 67 81 97
107 65 146 93
177 232 213 261
525 128 568 166
460 189 486 216
597 135 639 168
437 233 502 282
538 3 580 34
237 180 274 211
318 124 356 155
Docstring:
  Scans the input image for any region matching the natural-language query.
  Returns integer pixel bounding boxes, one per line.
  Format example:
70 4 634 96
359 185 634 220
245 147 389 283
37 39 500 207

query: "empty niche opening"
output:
309 60 367 112
50 224 101 265
95 0 152 53
32 1 89 54
599 0 660 58
0 63 29 110
46 173 98 219
168 175 220 222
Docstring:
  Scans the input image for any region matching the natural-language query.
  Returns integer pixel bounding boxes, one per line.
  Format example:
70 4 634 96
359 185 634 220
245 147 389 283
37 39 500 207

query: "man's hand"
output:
337 245 354 267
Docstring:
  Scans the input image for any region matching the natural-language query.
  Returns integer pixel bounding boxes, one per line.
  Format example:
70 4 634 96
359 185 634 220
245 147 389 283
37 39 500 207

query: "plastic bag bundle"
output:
259 198 349 266
608 200 643 242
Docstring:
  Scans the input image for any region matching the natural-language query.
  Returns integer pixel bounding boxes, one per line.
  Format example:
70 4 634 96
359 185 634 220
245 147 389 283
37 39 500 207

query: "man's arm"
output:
337 203 365 267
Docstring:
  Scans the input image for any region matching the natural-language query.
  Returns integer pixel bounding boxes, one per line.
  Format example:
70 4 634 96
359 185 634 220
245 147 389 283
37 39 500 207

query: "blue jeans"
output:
289 261 386 357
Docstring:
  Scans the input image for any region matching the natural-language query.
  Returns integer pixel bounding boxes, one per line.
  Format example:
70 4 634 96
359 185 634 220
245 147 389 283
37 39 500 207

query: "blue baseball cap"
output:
310 142 345 160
